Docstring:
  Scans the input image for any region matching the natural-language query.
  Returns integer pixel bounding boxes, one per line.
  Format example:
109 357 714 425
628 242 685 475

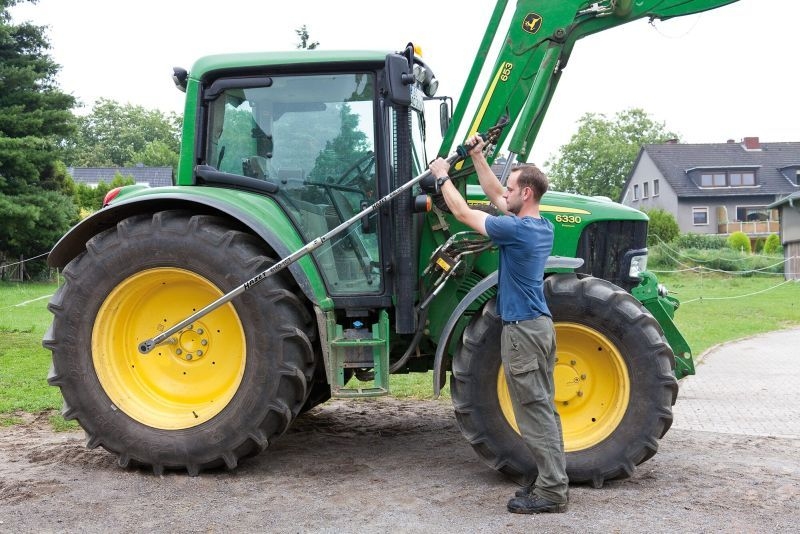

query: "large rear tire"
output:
450 274 678 488
44 211 317 475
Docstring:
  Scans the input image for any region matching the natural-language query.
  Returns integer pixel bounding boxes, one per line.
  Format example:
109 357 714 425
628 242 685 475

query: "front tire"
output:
44 211 317 475
450 274 678 488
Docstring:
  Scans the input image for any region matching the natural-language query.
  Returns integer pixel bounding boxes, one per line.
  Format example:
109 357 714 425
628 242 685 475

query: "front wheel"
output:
44 211 317 475
450 274 678 488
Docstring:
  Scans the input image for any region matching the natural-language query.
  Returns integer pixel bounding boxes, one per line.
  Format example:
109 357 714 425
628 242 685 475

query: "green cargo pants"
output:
500 315 569 504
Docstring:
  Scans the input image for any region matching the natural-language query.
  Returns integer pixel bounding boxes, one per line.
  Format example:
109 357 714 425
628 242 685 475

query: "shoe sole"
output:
507 503 568 514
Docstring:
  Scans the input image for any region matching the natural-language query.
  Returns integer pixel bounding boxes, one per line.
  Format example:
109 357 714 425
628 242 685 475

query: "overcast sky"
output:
10 0 798 167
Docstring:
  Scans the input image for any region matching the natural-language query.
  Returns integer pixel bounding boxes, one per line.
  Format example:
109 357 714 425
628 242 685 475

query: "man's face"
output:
503 172 526 215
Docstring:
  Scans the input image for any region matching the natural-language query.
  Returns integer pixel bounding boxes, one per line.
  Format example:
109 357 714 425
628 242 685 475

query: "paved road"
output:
671 327 800 439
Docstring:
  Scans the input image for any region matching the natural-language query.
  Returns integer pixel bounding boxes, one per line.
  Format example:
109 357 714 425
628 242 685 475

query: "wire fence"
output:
0 251 55 282
649 234 799 278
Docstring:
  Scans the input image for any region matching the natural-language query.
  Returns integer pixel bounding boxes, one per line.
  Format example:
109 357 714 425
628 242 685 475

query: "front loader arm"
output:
440 0 739 163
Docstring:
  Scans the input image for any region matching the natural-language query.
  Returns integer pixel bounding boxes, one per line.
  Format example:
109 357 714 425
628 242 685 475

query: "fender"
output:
432 256 584 398
48 189 328 306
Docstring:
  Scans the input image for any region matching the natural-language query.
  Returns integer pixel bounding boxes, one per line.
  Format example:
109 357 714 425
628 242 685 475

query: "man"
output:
428 136 569 514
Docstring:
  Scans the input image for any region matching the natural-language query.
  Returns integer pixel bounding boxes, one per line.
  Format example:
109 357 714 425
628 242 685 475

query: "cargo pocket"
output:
507 349 547 405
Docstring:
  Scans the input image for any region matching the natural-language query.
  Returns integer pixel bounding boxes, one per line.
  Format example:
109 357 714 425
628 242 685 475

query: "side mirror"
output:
384 53 414 106
439 100 451 137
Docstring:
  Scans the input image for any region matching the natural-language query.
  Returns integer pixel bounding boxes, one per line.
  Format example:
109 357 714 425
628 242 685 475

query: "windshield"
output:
206 73 381 295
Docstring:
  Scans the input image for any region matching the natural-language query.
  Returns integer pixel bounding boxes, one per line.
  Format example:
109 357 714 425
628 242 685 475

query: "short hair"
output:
512 164 548 201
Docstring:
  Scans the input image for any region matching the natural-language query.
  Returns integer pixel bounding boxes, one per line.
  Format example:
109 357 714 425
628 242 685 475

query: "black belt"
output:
502 320 521 326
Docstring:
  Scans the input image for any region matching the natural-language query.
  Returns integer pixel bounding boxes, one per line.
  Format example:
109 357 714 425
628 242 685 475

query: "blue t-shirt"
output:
484 215 554 321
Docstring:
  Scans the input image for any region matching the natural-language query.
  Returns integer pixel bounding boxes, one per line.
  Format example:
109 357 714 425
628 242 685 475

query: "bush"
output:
727 231 751 254
753 236 766 254
646 243 677 270
642 208 679 246
763 234 783 255
673 232 727 250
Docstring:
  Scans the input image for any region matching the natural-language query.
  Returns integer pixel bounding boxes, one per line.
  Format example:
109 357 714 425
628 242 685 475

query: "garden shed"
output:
767 192 800 280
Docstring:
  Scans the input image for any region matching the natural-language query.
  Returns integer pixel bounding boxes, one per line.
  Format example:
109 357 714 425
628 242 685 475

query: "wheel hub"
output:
175 324 209 361
554 362 582 403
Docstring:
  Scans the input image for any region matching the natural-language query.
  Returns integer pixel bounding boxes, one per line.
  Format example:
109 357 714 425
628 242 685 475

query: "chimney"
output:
727 139 735 143
742 137 761 150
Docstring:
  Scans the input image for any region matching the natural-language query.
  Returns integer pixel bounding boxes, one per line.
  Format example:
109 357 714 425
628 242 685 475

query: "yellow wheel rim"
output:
92 268 246 430
498 322 630 452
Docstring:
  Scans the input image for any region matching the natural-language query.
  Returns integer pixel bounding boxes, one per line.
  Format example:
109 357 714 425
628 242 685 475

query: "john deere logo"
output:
522 13 543 34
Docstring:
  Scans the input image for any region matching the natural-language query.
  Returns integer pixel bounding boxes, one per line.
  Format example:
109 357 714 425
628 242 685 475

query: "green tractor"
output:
45 0 736 485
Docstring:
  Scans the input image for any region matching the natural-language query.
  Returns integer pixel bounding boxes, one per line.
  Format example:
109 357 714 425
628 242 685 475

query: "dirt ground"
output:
0 397 798 534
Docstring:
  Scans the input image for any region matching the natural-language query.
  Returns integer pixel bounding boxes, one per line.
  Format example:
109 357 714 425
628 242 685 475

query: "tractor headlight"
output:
622 248 648 282
629 254 648 278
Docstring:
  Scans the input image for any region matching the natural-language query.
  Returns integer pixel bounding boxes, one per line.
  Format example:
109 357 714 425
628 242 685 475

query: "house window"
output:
736 206 769 222
699 170 756 187
633 184 639 201
643 182 649 198
730 172 755 186
693 207 709 225
653 179 659 196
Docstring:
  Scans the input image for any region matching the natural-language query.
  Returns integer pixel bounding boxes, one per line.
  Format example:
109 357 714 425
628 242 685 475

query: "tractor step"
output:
319 310 390 398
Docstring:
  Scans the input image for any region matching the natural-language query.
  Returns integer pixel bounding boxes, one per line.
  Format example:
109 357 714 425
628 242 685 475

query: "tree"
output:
642 208 679 246
0 0 78 267
72 172 135 213
546 108 679 200
65 98 181 168
295 25 319 50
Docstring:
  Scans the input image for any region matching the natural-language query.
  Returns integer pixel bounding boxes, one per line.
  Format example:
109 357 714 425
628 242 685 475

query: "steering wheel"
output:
335 151 375 187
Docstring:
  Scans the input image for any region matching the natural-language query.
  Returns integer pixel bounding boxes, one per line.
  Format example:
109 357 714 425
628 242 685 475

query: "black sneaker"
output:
514 484 533 497
507 495 568 514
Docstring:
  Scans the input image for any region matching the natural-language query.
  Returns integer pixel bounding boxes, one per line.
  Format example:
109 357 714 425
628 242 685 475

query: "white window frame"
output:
653 179 659 196
633 184 639 201
643 182 649 198
692 206 709 226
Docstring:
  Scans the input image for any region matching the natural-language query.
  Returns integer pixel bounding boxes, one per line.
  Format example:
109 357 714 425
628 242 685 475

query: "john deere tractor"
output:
45 0 737 485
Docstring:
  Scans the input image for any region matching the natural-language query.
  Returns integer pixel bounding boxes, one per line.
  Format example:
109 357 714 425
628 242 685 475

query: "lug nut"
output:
175 348 182 355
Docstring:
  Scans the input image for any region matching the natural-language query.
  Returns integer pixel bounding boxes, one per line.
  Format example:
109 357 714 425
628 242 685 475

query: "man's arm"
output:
467 136 507 213
428 158 489 236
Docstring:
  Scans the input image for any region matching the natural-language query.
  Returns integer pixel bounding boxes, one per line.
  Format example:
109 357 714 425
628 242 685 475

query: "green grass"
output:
655 271 800 355
0 281 69 426
1 272 798 427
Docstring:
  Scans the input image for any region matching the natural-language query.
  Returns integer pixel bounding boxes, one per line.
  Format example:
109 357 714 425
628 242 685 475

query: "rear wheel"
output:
44 211 317 475
450 274 678 488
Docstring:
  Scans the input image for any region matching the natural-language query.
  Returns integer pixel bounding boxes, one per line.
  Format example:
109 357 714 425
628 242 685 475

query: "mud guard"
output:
432 256 583 398
46 193 322 305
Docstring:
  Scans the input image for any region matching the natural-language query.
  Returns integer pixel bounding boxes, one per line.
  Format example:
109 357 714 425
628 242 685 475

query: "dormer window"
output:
700 173 726 187
729 172 755 186
698 170 756 188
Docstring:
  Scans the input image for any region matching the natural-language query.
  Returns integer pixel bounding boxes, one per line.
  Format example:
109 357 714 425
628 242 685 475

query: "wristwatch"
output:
436 176 450 189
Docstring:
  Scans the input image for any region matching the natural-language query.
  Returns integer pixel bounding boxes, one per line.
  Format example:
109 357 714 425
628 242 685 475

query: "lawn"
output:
0 281 65 426
1 271 798 426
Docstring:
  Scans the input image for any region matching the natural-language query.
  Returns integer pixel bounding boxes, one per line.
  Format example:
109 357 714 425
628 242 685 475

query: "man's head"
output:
504 165 549 215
